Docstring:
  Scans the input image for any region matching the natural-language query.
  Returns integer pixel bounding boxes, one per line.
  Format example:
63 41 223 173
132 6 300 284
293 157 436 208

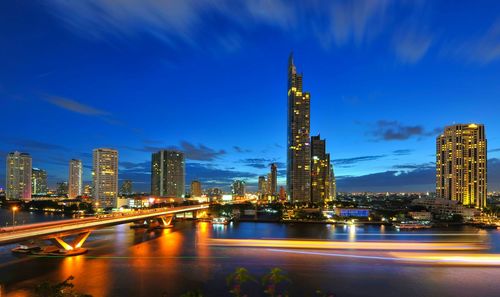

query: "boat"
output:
395 220 432 230
12 244 41 254
212 217 229 225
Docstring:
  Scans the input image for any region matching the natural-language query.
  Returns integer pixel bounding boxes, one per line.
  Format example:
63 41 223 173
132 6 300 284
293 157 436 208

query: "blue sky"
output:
1 0 500 193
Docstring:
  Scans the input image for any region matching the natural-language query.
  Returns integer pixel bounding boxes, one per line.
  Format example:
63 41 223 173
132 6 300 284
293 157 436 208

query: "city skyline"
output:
1 1 500 192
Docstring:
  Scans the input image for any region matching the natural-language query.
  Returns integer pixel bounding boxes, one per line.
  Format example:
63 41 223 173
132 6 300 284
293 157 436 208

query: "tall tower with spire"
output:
287 52 311 203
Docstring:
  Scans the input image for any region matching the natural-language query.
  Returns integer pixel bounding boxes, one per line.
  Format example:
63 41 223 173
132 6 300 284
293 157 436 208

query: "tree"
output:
226 267 256 297
34 276 92 297
262 268 290 297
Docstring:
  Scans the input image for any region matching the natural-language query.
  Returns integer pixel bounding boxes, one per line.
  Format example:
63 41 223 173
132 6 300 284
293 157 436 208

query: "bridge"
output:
0 204 209 255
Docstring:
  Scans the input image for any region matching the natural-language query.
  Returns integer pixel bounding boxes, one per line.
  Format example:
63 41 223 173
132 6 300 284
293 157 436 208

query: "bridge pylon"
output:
49 231 91 255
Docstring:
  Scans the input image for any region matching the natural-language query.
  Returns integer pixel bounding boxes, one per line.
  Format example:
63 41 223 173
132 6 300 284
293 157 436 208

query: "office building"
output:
232 180 245 197
270 163 278 196
56 181 68 196
311 135 330 203
329 164 337 201
93 148 119 208
287 53 311 203
258 176 268 197
436 124 487 208
6 152 32 200
32 168 47 195
151 150 185 198
191 180 202 197
68 159 82 198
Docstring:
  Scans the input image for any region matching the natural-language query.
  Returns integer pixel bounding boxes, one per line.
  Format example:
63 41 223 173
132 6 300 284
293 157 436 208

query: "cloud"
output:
392 149 413 156
393 30 432 63
240 158 282 169
332 155 386 167
45 96 109 116
442 19 500 65
337 167 435 192
233 146 251 153
489 148 500 153
125 141 226 161
5 138 67 151
370 120 440 141
187 162 257 188
392 162 434 170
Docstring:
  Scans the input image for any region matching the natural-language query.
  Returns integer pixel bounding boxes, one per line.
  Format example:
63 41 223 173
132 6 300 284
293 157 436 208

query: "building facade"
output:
310 135 330 203
232 180 245 197
329 164 337 201
258 176 268 197
270 163 278 196
151 150 185 198
93 148 119 208
436 124 487 208
287 53 311 203
6 152 32 200
68 159 82 198
190 180 202 197
32 168 47 195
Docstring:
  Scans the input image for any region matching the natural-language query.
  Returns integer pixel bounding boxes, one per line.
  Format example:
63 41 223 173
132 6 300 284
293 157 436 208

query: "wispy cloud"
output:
233 146 251 153
45 96 109 116
125 141 226 161
393 30 432 63
333 155 386 167
6 138 67 151
392 149 413 156
369 120 440 141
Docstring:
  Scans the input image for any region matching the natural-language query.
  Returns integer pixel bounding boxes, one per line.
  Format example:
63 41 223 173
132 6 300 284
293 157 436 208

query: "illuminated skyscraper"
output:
191 180 202 197
68 159 82 198
93 148 118 208
6 152 32 200
287 52 311 203
329 164 337 201
311 135 330 203
270 163 278 196
232 180 245 197
436 124 487 208
32 168 47 195
151 150 185 198
258 176 268 197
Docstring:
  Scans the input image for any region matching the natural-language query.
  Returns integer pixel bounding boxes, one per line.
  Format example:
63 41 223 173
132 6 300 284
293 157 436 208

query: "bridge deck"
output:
0 204 209 246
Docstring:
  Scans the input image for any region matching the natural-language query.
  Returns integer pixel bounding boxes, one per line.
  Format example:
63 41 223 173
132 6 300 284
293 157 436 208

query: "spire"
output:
288 50 294 67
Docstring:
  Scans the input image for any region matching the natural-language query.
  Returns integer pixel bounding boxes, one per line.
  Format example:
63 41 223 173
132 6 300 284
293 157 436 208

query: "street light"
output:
12 206 18 230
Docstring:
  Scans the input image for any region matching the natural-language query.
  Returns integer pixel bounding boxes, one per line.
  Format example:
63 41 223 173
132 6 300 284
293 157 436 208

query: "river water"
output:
0 209 499 297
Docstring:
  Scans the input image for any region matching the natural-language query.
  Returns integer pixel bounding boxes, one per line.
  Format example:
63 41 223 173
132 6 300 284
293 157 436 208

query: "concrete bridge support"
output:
49 231 91 255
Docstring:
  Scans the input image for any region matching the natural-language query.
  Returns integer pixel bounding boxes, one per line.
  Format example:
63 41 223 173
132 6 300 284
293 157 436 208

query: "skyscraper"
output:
120 180 133 195
270 163 278 196
68 159 82 198
151 150 185 198
436 124 487 208
311 135 330 203
287 52 311 203
32 168 47 195
93 148 118 208
329 164 337 201
6 152 32 200
232 180 245 197
191 180 202 197
258 176 268 197
56 181 68 196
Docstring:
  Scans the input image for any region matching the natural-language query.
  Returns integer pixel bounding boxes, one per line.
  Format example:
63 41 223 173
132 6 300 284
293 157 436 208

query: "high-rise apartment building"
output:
270 163 278 196
32 168 47 195
258 176 268 197
68 159 82 198
329 165 337 201
93 148 119 208
6 152 32 200
232 180 245 197
287 53 311 203
311 135 330 203
151 150 185 198
190 180 202 197
436 124 487 208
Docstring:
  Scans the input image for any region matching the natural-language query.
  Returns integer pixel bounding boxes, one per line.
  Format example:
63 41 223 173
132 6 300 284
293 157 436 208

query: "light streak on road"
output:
206 238 487 251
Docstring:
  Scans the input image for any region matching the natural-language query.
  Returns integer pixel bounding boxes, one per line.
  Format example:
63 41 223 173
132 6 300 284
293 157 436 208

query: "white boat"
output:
212 217 229 225
395 220 432 230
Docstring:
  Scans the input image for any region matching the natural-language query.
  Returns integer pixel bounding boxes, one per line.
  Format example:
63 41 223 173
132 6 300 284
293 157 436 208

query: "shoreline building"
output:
93 148 119 208
287 53 311 203
232 180 246 197
32 168 48 195
329 164 337 201
270 163 278 196
151 150 185 198
311 135 331 203
120 180 133 195
436 124 487 208
68 159 82 198
6 152 32 200
191 180 202 197
258 176 268 198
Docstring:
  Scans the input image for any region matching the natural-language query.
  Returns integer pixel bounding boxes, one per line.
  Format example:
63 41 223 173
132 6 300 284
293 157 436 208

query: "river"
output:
0 209 499 297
